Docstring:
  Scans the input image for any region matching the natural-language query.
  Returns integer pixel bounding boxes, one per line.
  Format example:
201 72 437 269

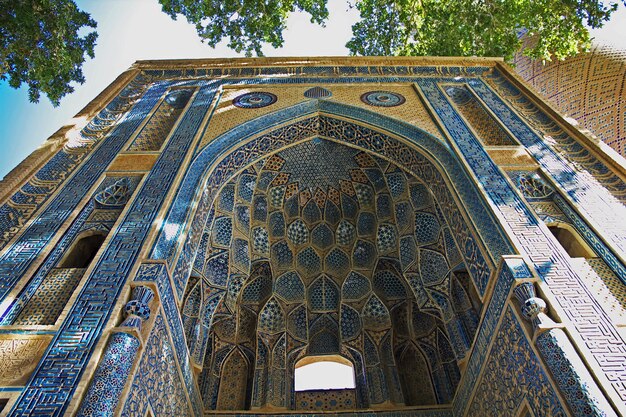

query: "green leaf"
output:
0 0 98 106
347 0 624 62
158 0 329 56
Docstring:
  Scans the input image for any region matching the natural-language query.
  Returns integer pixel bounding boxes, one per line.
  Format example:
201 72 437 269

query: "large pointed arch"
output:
181 130 506 409
151 99 513 304
216 347 253 410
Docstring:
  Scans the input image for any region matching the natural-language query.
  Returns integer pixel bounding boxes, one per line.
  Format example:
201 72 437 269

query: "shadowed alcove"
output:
181 137 486 411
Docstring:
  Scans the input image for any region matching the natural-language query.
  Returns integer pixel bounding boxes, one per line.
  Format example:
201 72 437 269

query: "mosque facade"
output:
0 57 624 416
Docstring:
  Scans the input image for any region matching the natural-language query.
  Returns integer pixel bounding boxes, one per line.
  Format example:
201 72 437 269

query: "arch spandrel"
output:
200 84 445 150
151 100 513 304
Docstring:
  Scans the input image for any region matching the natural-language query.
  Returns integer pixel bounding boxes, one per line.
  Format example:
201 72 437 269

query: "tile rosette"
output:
360 91 406 107
233 92 278 109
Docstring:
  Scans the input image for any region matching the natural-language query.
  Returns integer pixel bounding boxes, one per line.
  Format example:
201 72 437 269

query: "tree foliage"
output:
0 0 97 106
347 0 624 61
1 0 624 107
159 0 329 56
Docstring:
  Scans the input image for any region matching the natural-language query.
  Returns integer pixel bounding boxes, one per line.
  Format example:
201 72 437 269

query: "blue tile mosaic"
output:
5 61 621 417
7 81 215 415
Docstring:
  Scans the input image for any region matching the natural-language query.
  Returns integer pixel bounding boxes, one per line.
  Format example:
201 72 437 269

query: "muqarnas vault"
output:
0 57 625 417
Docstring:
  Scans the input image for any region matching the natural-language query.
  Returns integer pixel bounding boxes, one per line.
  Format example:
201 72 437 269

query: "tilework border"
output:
418 78 626 405
142 64 491 80
0 81 164 303
452 257 532 415
323 99 510 263
0 199 94 324
467 305 567 417
472 75 626 256
0 176 141 325
132 262 202 416
6 82 216 416
0 64 621 415
0 75 149 251
121 310 194 417
536 328 614 416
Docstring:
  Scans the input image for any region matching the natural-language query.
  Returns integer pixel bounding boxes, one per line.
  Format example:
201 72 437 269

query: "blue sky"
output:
0 0 624 179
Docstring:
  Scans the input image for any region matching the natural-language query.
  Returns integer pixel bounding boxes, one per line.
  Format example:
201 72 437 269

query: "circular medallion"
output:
233 92 277 108
360 91 405 107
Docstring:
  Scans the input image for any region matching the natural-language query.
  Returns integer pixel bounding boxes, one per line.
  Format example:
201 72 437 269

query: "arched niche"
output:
155 100 514 411
153 100 510 297
58 231 107 268
546 222 595 259
181 277 202 348
12 229 108 326
216 348 253 410
396 343 436 406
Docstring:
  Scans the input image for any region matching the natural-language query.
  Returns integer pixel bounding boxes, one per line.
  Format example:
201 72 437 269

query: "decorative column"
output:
513 282 616 417
77 286 155 417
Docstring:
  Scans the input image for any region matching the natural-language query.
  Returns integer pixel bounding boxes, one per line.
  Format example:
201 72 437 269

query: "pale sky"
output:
0 0 358 178
0 1 624 179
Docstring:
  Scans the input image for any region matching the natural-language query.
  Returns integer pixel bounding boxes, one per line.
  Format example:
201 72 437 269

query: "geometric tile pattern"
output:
3 60 620 417
360 91 406 107
280 139 359 191
304 86 332 99
159 105 501 299
134 262 204 416
233 92 277 109
216 349 250 409
121 312 194 416
444 85 516 146
0 334 51 386
127 89 192 151
181 136 488 411
0 175 140 327
12 268 85 325
0 76 148 251
485 72 626 242
452 257 528 416
296 388 356 410
0 79 154 300
79 284 156 414
94 178 132 208
536 327 614 416
467 306 566 417
578 258 626 325
507 169 626 286
515 44 626 157
421 77 626 409
79 332 141 417
6 81 216 416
